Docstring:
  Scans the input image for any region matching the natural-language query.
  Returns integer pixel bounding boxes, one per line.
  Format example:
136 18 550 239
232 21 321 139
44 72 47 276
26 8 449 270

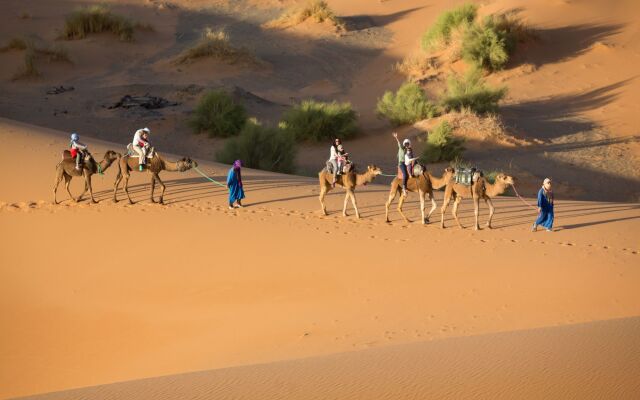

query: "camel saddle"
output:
396 163 425 179
126 143 155 159
326 160 353 175
455 168 482 186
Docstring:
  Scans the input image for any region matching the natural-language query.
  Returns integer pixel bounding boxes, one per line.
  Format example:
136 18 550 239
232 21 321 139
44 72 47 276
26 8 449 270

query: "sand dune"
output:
1 119 639 398
18 317 640 400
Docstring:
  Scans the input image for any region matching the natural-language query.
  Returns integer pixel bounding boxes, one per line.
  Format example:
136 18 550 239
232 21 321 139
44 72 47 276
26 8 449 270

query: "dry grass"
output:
263 0 345 31
63 5 135 41
394 54 438 80
0 37 28 52
8 39 71 80
175 28 261 66
13 48 40 80
443 109 532 146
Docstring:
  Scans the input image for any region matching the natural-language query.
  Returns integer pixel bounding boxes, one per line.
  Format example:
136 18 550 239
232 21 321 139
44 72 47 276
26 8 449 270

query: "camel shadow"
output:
502 79 633 140
515 23 625 68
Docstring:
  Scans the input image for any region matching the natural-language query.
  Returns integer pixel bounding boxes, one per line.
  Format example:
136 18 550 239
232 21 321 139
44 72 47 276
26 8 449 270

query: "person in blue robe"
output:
227 159 245 209
532 178 554 232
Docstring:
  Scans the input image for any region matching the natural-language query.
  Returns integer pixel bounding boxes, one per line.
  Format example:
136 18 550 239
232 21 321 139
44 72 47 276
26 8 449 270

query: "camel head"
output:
104 150 121 162
177 157 197 172
494 173 515 186
443 166 455 179
367 165 382 177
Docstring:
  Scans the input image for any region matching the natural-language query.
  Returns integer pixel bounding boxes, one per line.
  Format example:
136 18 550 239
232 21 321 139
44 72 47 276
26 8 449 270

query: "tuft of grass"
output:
1 37 28 52
216 118 297 173
441 68 507 114
421 120 465 163
394 54 438 79
38 43 71 62
376 82 439 126
281 100 357 142
421 3 477 51
190 90 247 138
265 0 345 31
13 47 40 80
461 13 534 71
63 5 134 41
175 28 260 66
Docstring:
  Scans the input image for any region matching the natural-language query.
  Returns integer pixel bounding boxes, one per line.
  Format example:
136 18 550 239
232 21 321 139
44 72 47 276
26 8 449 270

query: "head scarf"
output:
233 160 242 169
542 178 553 204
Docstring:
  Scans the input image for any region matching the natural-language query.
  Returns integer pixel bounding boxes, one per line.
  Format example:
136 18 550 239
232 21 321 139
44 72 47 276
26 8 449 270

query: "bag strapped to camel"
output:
455 168 482 186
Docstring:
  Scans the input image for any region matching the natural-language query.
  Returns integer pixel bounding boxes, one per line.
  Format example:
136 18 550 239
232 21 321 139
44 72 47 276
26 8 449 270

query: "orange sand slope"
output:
19 317 640 400
1 118 639 399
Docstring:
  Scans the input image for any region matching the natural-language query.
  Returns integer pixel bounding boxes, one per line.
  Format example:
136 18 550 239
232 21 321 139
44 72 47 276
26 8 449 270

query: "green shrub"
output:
190 90 247 137
281 100 357 142
175 28 260 66
63 5 134 41
216 119 297 173
421 3 477 51
376 82 439 126
460 15 510 71
421 121 465 163
441 68 506 114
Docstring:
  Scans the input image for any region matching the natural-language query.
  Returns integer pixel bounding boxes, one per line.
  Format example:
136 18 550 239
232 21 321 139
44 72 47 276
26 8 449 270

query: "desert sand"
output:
1 119 639 399
1 0 640 398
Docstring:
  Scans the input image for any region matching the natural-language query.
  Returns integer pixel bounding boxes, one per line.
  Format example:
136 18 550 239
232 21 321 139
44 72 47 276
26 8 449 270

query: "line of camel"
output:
53 150 515 230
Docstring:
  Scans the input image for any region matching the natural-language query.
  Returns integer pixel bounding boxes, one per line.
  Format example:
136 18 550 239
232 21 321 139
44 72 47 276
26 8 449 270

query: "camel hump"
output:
62 150 72 160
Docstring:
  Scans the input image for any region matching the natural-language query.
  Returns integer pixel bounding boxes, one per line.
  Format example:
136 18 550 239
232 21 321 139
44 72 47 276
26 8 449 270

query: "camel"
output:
113 153 197 204
318 164 382 219
53 150 121 204
385 166 455 224
440 173 515 230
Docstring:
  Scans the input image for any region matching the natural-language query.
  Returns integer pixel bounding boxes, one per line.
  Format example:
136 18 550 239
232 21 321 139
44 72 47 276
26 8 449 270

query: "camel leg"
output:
384 189 398 223
150 175 157 203
53 165 64 204
440 196 450 229
75 172 89 203
63 173 74 202
86 172 97 204
485 196 495 229
426 194 437 224
473 196 480 231
419 189 426 224
155 173 166 204
342 191 349 217
452 196 464 229
397 193 411 223
319 185 329 215
349 190 360 219
123 173 134 204
113 171 122 202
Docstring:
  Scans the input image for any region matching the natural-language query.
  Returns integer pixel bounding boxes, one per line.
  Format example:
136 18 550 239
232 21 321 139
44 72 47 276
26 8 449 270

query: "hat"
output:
70 132 79 141
402 138 411 146
142 127 151 134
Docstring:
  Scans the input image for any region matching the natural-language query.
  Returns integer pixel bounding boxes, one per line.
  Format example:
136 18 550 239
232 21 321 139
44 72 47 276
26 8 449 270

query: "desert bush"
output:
1 37 28 52
265 0 345 30
394 54 438 79
421 121 465 163
13 47 39 80
376 82 439 126
281 100 357 142
175 28 260 66
216 119 297 173
421 3 477 51
441 68 506 114
190 90 247 137
39 43 71 62
63 5 134 41
461 14 533 71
